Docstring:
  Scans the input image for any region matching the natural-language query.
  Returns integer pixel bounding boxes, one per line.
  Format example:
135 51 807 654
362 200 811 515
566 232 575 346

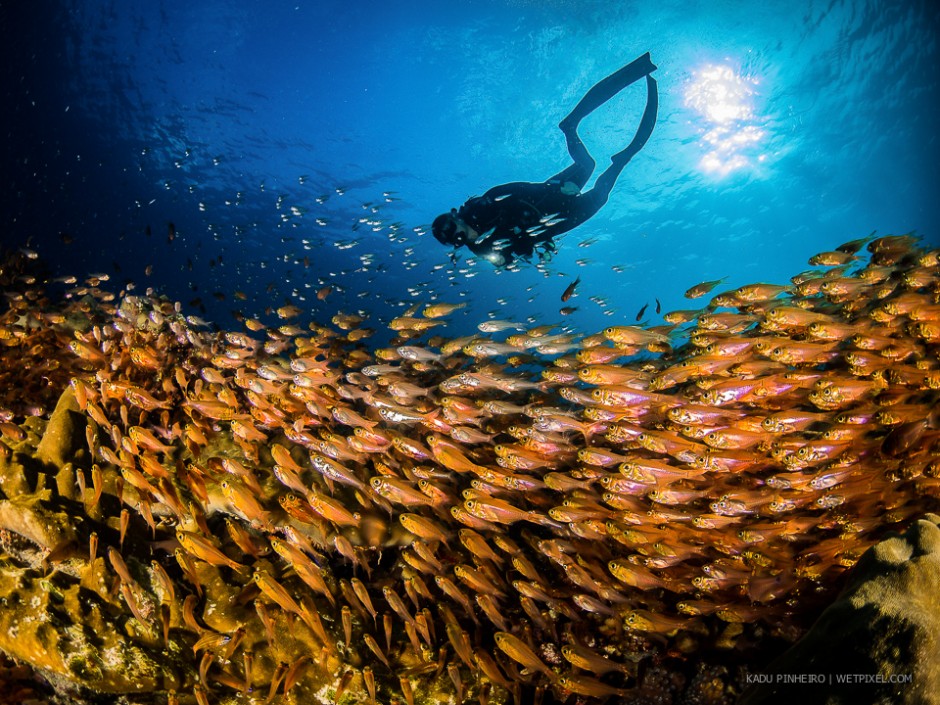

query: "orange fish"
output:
493 632 553 677
684 276 727 298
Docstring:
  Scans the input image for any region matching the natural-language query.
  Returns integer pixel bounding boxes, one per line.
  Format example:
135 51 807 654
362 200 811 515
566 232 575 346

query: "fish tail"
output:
531 513 564 530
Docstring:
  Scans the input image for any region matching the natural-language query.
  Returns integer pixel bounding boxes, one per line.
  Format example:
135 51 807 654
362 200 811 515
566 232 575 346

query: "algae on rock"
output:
0 558 181 694
740 514 940 705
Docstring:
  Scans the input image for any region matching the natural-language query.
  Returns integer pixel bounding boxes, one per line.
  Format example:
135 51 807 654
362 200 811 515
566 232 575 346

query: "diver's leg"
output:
559 52 657 130
547 130 594 192
580 75 659 213
551 52 657 191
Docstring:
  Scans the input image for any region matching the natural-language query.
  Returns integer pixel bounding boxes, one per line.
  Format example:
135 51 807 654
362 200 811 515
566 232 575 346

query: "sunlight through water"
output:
685 64 767 176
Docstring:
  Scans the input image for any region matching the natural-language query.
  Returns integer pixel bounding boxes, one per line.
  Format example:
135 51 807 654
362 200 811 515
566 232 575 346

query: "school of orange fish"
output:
0 233 938 704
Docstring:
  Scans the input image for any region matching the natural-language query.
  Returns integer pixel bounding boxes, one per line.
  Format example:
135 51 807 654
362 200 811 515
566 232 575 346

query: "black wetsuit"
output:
441 52 659 267
457 181 578 263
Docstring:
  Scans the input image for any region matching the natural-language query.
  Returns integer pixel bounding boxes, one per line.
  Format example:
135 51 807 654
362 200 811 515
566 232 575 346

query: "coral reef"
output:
0 234 937 704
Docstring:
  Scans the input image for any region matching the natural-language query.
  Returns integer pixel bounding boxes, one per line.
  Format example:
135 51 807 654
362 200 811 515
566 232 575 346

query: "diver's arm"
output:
467 239 512 268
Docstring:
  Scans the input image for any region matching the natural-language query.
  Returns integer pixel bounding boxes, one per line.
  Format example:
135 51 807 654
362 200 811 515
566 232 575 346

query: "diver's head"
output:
432 210 462 246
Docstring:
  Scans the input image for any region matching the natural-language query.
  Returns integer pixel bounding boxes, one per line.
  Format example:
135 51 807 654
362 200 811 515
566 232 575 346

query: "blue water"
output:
3 0 939 339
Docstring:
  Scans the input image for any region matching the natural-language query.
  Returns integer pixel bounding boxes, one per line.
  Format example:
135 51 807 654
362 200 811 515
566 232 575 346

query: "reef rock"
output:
740 514 940 705
0 559 181 695
35 386 84 470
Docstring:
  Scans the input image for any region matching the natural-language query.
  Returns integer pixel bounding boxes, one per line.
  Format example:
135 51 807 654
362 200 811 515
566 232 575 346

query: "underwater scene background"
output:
2 1 940 705
4 0 939 333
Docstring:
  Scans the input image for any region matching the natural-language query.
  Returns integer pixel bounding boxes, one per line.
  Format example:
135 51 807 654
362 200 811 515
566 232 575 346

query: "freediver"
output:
432 52 658 268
